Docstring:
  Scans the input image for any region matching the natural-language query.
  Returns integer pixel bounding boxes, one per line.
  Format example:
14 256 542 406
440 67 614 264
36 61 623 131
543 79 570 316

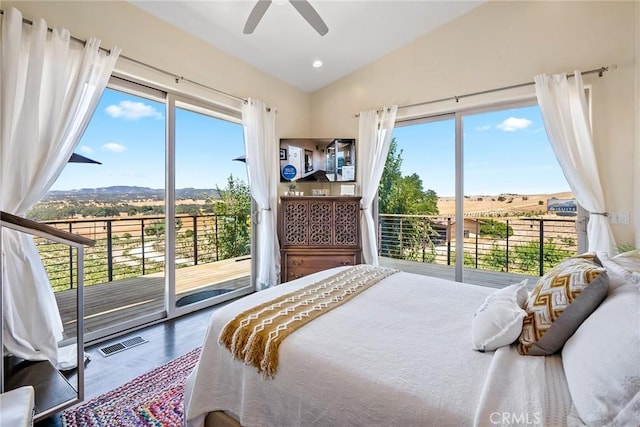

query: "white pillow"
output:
597 250 640 292
562 281 640 425
471 281 528 352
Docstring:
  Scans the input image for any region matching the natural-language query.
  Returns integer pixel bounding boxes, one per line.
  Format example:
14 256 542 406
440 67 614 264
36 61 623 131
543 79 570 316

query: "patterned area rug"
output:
62 347 201 427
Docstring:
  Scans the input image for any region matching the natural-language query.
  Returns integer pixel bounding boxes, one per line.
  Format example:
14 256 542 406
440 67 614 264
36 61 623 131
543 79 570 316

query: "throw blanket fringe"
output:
219 265 399 378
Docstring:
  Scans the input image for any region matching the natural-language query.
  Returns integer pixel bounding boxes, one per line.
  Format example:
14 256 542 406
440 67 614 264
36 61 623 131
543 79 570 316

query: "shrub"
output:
479 219 513 239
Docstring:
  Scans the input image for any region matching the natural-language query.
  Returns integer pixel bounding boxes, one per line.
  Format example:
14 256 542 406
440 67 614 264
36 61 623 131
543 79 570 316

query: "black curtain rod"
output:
0 8 246 104
355 65 615 117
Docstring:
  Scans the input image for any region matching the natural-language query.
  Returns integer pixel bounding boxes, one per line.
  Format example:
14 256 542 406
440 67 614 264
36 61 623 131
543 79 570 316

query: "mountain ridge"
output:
44 186 221 201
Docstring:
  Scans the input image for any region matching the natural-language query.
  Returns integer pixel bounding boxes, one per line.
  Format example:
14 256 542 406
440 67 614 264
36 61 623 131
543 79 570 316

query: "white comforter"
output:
184 267 571 427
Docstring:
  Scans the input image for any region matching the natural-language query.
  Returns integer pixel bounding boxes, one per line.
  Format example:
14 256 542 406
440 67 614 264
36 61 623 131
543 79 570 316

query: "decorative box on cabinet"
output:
280 196 361 282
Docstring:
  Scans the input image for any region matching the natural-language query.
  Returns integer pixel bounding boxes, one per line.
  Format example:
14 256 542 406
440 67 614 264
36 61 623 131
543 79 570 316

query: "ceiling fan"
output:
243 0 329 36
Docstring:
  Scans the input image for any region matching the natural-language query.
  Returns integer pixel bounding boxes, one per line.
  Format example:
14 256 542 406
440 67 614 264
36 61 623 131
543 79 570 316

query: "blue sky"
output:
52 88 247 191
393 105 570 197
52 89 568 197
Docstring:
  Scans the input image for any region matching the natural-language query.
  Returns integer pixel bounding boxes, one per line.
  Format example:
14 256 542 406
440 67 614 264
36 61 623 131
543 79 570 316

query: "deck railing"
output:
378 214 578 276
37 213 578 291
36 214 251 292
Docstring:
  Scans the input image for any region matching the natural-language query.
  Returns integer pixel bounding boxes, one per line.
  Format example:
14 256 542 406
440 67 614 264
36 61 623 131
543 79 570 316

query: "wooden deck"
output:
379 257 538 288
54 256 537 340
55 257 251 339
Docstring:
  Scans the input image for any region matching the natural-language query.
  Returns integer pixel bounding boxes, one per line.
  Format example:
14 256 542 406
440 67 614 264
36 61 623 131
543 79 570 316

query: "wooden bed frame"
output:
205 411 240 427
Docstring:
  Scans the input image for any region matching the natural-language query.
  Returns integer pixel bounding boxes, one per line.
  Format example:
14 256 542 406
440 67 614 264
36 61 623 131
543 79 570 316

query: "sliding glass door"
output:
381 101 580 286
35 78 254 342
172 98 252 312
381 116 456 281
37 81 168 341
460 103 578 285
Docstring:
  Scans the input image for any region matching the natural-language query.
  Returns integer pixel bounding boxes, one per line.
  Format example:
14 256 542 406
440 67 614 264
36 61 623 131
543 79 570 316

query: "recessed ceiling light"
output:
312 60 323 68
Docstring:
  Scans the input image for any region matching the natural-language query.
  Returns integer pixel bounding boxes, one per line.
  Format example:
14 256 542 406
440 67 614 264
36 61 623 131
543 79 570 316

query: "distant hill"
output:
43 186 220 202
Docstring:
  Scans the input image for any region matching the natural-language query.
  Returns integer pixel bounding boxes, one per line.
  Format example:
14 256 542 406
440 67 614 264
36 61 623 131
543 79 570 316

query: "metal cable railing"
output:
36 214 251 292
378 214 577 276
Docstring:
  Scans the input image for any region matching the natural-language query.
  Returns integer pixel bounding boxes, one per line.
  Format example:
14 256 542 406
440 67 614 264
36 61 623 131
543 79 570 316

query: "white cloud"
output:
78 145 94 154
475 125 491 131
101 142 127 153
105 100 163 120
497 117 532 132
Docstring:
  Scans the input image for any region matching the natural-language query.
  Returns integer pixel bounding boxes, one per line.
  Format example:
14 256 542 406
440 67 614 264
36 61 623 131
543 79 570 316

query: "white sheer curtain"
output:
357 106 398 266
534 72 616 255
1 7 120 364
242 98 280 290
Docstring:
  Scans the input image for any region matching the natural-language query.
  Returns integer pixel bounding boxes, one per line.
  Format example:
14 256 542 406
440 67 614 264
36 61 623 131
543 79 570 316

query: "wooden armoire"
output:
279 196 362 282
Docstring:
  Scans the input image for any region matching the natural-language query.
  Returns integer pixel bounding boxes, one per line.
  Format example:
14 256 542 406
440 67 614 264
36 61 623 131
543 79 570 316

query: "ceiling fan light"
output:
312 60 323 68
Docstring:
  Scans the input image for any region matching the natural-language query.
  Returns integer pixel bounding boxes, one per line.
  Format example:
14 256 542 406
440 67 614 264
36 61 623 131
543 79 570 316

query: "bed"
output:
184 256 640 427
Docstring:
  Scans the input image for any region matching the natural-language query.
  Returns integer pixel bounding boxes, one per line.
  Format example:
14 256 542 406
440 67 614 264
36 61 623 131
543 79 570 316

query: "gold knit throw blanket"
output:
219 265 399 378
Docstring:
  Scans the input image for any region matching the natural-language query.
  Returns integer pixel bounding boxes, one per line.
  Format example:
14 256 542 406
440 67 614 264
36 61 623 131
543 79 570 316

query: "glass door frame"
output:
387 97 587 283
166 93 254 319
80 77 255 342
82 77 169 343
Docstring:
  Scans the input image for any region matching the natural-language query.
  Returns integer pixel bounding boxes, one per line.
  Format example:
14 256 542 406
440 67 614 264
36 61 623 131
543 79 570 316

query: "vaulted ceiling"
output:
129 1 484 93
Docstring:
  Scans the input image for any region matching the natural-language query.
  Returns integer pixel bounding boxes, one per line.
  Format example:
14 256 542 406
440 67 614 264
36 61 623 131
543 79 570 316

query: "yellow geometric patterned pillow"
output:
517 253 609 356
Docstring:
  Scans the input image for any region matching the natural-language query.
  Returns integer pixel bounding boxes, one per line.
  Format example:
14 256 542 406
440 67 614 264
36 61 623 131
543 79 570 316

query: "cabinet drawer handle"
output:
292 259 303 266
340 260 351 266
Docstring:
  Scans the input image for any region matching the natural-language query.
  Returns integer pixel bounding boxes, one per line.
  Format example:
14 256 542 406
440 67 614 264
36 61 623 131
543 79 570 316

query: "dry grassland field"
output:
437 191 574 217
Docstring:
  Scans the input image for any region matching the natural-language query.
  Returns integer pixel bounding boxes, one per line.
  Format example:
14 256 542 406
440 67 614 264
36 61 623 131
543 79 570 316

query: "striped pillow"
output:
517 253 609 356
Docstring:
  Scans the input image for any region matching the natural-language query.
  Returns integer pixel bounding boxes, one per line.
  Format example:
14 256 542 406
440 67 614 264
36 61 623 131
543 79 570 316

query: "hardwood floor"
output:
35 301 232 426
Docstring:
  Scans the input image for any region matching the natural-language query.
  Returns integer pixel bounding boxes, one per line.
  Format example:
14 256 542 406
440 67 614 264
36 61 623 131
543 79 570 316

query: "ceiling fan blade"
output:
290 0 328 36
244 0 272 34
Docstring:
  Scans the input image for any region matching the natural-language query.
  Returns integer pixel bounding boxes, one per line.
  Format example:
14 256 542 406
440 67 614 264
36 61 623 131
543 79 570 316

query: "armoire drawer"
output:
283 252 359 282
286 254 355 269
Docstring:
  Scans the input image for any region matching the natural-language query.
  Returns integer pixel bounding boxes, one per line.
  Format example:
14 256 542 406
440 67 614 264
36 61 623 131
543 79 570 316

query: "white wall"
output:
636 0 640 248
3 0 311 138
311 0 637 248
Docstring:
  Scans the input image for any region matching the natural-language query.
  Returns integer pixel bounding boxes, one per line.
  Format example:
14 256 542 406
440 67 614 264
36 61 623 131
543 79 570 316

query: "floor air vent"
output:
98 336 148 357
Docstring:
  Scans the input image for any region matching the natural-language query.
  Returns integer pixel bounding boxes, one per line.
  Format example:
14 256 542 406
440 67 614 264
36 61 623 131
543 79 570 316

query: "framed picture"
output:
279 148 287 161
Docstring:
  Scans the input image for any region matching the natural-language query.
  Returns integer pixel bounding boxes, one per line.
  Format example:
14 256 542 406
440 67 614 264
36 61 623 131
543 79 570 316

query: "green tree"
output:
144 218 182 237
379 139 438 216
513 238 572 274
482 244 513 272
479 219 514 239
378 138 439 262
378 138 403 214
213 175 251 259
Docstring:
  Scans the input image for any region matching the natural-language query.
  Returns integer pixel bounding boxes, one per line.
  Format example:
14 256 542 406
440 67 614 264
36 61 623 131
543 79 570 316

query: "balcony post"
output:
377 220 382 256
475 219 479 268
399 217 403 259
447 217 451 265
141 219 145 275
505 219 510 272
539 219 545 276
69 222 74 290
106 220 113 282
193 216 198 265
422 218 427 263
215 215 219 261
